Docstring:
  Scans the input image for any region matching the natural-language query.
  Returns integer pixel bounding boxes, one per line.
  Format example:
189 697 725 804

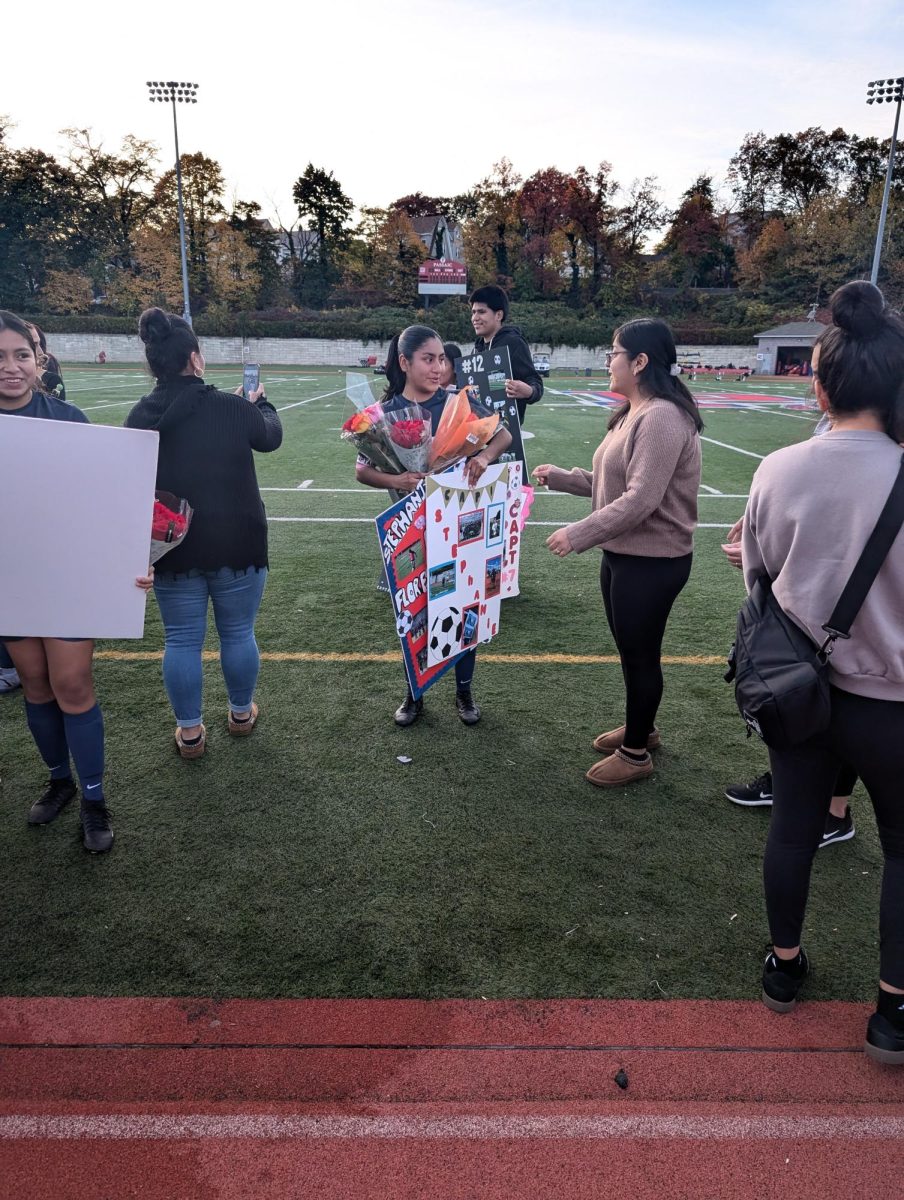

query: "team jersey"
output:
0 390 89 423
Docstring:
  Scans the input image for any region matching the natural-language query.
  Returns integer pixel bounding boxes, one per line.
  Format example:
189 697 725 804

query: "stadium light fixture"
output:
865 75 903 284
145 81 200 325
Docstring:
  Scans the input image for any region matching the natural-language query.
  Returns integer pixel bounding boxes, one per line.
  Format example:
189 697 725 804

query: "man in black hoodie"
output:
470 285 543 425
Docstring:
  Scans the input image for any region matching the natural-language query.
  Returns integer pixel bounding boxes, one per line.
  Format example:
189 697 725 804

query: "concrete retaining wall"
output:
47 333 761 371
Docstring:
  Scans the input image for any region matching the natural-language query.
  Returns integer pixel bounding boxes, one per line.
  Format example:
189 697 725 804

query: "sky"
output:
5 0 903 226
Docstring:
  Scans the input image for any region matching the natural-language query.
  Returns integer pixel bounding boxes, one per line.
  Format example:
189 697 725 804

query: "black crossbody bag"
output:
726 454 904 749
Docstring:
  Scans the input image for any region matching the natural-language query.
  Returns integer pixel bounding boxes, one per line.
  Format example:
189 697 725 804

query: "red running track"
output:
2 998 903 1198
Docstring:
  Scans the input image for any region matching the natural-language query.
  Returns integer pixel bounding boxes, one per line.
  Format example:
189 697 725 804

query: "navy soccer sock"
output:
62 705 105 803
455 651 476 693
24 699 72 781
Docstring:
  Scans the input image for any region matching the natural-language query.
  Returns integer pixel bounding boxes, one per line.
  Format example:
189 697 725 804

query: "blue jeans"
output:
154 567 268 726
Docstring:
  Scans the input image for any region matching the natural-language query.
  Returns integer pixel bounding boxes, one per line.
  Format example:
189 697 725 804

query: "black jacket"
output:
125 375 283 574
473 324 543 423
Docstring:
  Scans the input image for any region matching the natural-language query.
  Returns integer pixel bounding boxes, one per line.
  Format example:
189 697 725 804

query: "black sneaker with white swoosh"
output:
725 771 773 807
818 807 855 849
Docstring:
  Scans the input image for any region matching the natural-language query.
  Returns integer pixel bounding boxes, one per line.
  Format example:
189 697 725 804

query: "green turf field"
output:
2 366 883 1002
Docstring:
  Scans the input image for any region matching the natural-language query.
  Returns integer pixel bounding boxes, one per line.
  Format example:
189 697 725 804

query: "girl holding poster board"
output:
356 325 511 726
0 311 153 853
534 318 702 790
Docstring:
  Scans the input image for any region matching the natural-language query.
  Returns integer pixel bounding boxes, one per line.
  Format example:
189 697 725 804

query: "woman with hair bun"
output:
741 280 904 1063
534 318 703 789
125 308 282 759
356 325 511 727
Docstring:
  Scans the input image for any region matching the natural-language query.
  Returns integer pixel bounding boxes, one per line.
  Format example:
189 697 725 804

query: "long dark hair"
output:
816 281 904 438
0 310 38 356
608 318 703 433
381 324 442 402
138 306 201 382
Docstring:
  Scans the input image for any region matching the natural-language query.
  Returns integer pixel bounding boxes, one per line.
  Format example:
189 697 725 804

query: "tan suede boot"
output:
592 725 661 754
585 748 654 787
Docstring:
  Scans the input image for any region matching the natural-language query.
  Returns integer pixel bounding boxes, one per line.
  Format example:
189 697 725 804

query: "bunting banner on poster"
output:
374 483 464 701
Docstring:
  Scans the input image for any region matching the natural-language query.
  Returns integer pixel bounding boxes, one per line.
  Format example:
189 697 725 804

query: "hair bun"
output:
138 306 172 345
830 280 886 339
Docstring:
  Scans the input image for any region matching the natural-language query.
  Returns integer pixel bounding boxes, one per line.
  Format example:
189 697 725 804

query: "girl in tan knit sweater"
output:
534 319 702 788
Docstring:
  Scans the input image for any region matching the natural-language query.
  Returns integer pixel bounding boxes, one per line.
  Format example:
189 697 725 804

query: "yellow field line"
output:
95 650 723 666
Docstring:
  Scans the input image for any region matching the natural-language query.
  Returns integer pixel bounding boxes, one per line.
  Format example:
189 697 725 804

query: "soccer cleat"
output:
80 801 114 854
28 777 78 826
761 947 809 1013
819 807 855 849
455 690 481 726
725 771 773 807
394 693 423 727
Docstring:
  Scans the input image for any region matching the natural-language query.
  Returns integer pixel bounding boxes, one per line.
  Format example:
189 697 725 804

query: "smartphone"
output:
242 363 260 398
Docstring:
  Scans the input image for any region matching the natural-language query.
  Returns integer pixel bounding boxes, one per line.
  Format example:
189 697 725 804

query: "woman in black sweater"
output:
125 308 282 758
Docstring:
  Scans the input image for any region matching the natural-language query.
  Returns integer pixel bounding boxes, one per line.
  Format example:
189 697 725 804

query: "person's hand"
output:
532 464 554 487
234 385 266 403
505 379 533 400
136 567 155 591
396 471 425 492
465 452 490 485
720 517 744 570
546 528 573 558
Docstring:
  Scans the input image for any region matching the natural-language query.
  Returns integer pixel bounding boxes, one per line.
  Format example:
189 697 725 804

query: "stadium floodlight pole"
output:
866 75 903 286
146 81 199 326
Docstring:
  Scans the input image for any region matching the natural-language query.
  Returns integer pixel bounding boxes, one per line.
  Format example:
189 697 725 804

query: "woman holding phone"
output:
125 308 282 759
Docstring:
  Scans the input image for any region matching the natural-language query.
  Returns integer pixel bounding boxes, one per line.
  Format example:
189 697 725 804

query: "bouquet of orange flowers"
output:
341 404 406 474
429 387 499 471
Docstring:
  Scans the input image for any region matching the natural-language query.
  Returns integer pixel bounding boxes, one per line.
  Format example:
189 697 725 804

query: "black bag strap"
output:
822 453 904 645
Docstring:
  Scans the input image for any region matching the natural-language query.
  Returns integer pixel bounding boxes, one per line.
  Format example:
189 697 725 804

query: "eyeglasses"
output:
609 349 628 358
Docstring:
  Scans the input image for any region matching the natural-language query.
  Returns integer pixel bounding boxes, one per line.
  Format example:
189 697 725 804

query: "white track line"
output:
2 1114 901 1141
744 407 819 423
700 436 765 460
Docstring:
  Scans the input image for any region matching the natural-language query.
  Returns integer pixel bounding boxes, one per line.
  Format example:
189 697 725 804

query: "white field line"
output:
744 406 819 423
78 400 139 412
2 1113 902 1141
276 387 347 412
700 436 764 460
266 517 734 529
259 487 750 499
699 484 722 495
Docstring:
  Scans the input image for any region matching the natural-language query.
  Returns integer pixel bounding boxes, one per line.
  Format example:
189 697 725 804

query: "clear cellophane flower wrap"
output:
340 403 406 475
341 372 406 475
384 405 433 472
150 491 193 564
428 386 499 471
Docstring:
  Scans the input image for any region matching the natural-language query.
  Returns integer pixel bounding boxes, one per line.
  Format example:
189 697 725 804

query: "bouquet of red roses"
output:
384 405 432 472
150 491 193 564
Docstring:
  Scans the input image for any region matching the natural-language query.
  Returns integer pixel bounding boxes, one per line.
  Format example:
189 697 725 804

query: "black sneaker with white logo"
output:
28 777 78 825
725 771 773 807
866 995 904 1066
819 807 855 850
80 801 114 854
761 947 809 1013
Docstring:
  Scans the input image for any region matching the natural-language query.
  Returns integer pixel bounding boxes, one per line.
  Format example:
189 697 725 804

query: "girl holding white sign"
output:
0 311 153 853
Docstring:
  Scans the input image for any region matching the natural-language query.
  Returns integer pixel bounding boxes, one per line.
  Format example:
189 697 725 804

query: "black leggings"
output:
599 550 693 748
765 686 904 987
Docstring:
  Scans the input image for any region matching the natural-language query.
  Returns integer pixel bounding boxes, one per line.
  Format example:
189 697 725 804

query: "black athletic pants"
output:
599 550 693 749
765 686 904 987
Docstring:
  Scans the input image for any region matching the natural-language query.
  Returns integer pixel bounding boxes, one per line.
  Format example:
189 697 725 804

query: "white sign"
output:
0 417 159 638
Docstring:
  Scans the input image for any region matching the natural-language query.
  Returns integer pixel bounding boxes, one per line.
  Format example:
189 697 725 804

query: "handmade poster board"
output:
0 417 159 638
424 461 512 668
501 461 523 599
454 346 527 470
374 483 464 700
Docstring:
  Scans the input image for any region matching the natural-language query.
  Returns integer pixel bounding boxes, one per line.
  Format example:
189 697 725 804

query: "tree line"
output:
1 117 901 331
